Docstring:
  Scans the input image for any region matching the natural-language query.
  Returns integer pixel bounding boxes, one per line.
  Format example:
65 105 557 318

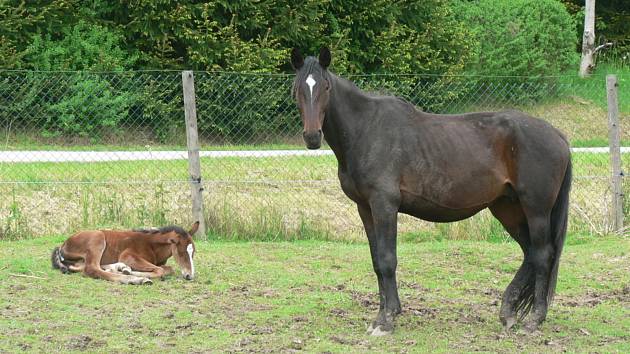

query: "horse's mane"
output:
337 74 420 113
133 225 190 238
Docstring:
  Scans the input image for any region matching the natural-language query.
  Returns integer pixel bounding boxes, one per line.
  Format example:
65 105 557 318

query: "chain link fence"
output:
0 70 627 240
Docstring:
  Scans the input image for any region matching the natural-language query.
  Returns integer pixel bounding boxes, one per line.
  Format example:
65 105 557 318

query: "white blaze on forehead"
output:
305 74 317 102
186 243 195 276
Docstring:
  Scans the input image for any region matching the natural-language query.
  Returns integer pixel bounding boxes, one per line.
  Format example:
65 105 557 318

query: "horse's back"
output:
62 230 136 262
390 109 570 213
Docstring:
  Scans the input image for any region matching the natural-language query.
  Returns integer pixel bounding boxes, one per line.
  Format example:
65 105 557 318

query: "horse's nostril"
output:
185 274 192 280
318 129 323 135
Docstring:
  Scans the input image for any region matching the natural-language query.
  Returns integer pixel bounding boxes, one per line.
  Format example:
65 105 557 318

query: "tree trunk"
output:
579 0 596 77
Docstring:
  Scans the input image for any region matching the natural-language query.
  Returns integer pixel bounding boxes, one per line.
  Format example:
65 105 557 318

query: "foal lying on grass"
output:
51 222 198 285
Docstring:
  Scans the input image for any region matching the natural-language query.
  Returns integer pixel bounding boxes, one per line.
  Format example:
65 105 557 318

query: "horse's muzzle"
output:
183 273 193 281
303 130 322 150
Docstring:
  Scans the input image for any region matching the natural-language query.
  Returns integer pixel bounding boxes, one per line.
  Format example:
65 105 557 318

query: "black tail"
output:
515 159 572 319
547 159 572 302
51 246 69 274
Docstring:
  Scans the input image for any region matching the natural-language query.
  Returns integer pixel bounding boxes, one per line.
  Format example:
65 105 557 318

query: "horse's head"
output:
291 47 332 150
168 221 199 280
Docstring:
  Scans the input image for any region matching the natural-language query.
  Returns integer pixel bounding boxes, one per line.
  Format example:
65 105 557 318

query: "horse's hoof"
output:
521 321 540 335
122 267 132 275
370 325 393 336
502 316 517 331
141 278 153 285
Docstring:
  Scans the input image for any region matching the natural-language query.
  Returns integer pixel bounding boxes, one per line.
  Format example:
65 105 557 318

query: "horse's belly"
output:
399 191 487 222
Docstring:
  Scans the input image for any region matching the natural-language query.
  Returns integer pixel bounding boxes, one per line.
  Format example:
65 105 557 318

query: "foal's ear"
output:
319 47 331 69
291 48 304 70
189 221 200 235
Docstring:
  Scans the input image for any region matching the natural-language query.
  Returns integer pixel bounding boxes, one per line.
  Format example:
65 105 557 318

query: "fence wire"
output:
0 71 627 239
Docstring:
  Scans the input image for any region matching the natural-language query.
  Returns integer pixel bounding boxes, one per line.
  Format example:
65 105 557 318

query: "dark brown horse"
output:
291 48 571 335
51 222 199 285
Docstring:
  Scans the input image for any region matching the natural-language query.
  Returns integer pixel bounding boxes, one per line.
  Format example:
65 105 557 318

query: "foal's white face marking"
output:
186 243 195 277
305 74 317 104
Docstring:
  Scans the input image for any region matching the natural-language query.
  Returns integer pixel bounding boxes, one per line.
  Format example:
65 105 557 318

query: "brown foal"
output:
51 222 198 285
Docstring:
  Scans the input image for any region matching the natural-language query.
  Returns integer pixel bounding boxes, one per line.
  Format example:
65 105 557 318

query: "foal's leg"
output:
81 237 151 285
367 196 401 336
102 262 132 275
358 204 386 334
119 250 172 279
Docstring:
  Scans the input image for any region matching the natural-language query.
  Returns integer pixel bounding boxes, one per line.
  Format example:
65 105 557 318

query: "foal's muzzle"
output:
303 130 322 150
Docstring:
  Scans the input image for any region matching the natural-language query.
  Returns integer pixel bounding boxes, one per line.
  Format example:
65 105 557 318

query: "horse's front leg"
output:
357 204 385 333
367 197 401 336
119 250 170 280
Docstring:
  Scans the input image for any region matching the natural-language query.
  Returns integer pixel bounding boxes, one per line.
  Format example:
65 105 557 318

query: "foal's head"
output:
166 222 199 280
291 47 332 150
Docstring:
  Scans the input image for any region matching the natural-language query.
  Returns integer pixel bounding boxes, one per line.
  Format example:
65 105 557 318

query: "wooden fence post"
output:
606 75 624 233
182 70 206 237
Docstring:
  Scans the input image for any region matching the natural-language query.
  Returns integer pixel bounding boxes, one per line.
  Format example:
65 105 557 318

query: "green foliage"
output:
24 20 135 71
16 21 137 140
195 73 296 142
455 0 578 77
44 75 134 139
0 0 76 67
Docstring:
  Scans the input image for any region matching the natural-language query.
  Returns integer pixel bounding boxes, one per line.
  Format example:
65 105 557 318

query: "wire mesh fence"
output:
0 70 627 240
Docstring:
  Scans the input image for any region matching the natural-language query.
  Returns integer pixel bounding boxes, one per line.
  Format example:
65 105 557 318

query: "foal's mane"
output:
133 225 189 238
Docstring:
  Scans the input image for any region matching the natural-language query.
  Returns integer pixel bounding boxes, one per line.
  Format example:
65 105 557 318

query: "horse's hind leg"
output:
82 237 151 285
521 215 553 333
498 223 535 330
490 198 533 330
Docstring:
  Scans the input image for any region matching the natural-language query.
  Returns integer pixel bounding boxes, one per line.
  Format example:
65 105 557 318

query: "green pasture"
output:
0 152 626 241
1 152 624 183
0 236 628 353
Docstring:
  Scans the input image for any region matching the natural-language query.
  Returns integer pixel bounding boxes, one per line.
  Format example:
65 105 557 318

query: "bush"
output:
20 21 138 140
44 74 134 139
454 0 578 77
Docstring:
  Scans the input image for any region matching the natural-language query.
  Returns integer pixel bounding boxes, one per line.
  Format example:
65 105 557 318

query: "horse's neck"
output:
323 75 372 169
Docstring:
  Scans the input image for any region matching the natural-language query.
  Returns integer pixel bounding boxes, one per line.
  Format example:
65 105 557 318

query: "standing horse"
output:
51 222 199 285
291 48 571 335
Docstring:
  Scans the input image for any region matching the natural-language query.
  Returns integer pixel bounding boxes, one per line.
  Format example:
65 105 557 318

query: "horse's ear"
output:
291 48 304 70
319 47 331 69
189 221 200 235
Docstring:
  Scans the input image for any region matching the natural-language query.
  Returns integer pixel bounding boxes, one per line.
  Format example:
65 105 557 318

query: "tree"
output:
578 0 612 77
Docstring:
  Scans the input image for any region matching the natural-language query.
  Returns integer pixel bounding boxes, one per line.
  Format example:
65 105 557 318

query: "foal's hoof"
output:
141 278 153 285
121 267 132 275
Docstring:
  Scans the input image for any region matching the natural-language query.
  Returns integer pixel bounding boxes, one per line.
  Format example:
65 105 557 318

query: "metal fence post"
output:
606 74 624 233
182 70 206 237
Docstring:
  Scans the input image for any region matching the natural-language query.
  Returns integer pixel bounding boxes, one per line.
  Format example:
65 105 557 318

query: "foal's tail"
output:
51 246 69 274
547 159 572 303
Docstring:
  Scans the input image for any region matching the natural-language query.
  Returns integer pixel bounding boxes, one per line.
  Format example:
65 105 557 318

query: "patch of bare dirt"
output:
558 285 630 308
65 335 105 351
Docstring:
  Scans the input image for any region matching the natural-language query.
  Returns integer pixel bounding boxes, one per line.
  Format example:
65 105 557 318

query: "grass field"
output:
1 151 627 240
0 236 628 353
